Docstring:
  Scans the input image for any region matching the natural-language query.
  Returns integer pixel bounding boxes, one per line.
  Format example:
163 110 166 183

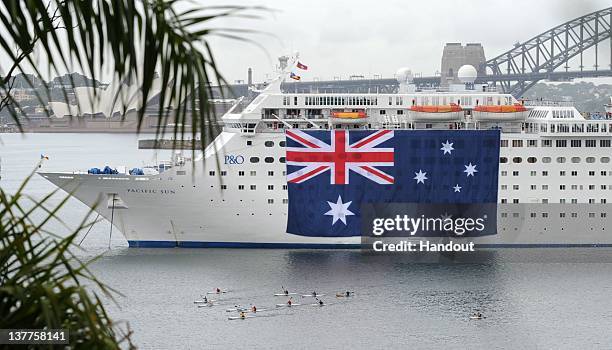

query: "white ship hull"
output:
39 69 612 248
39 131 612 248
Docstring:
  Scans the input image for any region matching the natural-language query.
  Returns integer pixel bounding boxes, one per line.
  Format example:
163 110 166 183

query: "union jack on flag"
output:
285 129 395 185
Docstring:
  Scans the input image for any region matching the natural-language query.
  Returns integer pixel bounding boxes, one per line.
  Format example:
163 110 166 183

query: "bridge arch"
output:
485 7 612 96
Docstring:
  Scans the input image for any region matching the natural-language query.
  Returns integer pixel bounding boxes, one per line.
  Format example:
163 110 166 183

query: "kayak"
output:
226 307 267 313
225 307 248 312
470 316 486 320
275 303 301 307
228 315 255 320
194 299 216 304
207 290 228 294
250 308 267 313
301 294 326 297
310 303 330 307
335 293 353 298
197 303 214 308
274 293 297 296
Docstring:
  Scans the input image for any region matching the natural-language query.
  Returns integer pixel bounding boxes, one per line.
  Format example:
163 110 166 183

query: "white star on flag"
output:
453 184 462 192
464 163 478 177
413 170 428 184
324 195 354 226
440 140 454 155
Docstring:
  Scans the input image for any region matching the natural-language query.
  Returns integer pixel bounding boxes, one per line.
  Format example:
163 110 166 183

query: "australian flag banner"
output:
285 129 500 237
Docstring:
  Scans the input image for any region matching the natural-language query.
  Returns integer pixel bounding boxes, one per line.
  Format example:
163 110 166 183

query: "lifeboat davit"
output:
472 103 528 121
408 103 463 121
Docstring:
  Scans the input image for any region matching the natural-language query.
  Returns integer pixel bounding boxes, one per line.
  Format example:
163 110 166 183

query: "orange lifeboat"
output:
331 111 367 119
474 104 527 113
408 103 463 122
409 103 462 113
472 103 528 121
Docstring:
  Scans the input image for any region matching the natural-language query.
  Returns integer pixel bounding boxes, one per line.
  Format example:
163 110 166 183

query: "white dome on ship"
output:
395 67 413 83
457 65 477 83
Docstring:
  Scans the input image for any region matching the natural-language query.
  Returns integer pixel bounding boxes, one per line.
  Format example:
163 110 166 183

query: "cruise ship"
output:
39 63 612 248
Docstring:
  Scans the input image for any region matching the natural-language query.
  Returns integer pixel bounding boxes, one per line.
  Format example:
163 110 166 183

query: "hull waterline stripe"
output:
127 241 362 249
127 240 612 249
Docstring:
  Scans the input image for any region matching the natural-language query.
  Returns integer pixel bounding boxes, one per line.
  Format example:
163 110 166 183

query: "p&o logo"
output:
224 155 244 165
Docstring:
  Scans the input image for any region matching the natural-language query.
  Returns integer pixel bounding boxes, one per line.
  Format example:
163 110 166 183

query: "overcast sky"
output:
204 0 611 83
1 0 610 85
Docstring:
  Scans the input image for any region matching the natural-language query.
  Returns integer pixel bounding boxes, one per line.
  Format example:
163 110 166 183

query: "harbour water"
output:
3 133 612 349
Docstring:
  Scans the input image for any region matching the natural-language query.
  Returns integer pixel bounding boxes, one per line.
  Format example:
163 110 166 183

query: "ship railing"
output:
534 131 612 136
524 120 612 135
522 100 574 107
271 114 329 120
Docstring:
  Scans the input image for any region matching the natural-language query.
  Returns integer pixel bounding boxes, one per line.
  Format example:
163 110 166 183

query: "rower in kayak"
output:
203 296 208 303
312 291 319 297
239 311 246 319
318 299 324 306
287 298 293 306
251 305 257 313
216 288 221 294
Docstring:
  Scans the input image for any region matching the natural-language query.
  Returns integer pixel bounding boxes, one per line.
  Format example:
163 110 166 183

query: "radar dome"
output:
457 65 477 83
395 67 413 83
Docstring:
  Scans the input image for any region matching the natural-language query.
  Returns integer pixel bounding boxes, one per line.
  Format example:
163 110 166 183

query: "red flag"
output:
296 61 308 70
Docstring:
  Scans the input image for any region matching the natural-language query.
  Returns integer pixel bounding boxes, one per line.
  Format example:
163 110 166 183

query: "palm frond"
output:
0 171 134 349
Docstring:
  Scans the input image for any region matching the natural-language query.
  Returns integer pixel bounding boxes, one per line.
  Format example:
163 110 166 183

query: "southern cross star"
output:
324 195 354 225
453 184 462 192
414 169 428 184
464 163 478 177
440 140 454 155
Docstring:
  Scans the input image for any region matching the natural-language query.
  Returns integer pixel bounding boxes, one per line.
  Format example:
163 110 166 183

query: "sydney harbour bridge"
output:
226 7 612 98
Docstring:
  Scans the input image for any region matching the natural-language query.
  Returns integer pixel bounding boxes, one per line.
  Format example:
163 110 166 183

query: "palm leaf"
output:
0 171 135 348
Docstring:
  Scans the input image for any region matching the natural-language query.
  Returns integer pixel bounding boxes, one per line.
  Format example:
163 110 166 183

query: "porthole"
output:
250 157 260 163
512 157 522 163
571 157 580 163
264 141 274 147
542 157 551 163
499 157 508 163
601 157 610 163
279 141 286 147
279 157 286 163
527 157 537 163
556 157 566 163
264 157 274 163
586 157 595 163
